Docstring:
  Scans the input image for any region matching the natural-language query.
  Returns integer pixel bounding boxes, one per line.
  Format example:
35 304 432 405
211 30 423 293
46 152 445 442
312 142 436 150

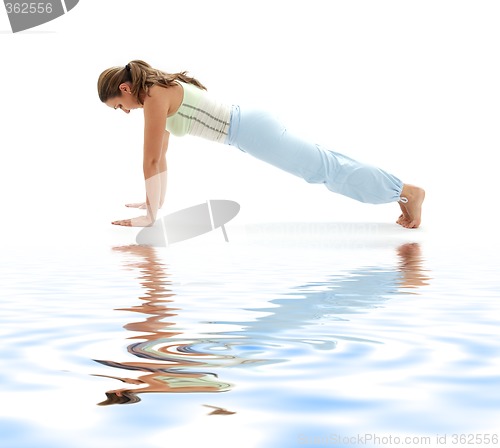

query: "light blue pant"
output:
225 105 404 204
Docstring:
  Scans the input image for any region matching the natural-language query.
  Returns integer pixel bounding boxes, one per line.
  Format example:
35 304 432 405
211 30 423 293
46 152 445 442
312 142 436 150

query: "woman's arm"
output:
143 87 170 223
112 86 170 227
159 130 169 208
125 131 168 210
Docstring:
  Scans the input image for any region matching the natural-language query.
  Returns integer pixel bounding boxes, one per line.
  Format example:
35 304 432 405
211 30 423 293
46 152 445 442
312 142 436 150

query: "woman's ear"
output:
119 83 131 94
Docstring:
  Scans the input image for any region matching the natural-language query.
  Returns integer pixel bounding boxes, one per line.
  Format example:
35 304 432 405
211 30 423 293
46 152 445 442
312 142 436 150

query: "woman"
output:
97 60 424 229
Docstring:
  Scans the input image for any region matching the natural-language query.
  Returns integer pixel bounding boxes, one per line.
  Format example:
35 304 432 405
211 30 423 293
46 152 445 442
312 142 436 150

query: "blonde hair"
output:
97 60 206 105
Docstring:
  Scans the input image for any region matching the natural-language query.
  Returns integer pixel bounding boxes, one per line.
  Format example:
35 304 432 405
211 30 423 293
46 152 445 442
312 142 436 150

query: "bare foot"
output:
396 184 425 229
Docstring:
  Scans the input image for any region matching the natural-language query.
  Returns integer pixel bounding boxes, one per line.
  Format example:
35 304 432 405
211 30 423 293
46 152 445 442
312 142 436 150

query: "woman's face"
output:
105 83 142 114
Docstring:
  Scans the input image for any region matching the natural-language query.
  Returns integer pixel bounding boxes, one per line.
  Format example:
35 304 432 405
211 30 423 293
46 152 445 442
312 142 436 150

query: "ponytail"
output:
97 60 207 105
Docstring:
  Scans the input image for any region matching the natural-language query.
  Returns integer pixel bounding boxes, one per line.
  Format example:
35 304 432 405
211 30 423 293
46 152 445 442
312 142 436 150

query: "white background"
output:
1 0 499 246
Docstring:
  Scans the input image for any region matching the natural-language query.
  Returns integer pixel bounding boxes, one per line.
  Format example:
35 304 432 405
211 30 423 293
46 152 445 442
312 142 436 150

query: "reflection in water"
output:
203 405 237 416
221 242 430 350
94 242 429 405
94 245 234 406
397 243 430 290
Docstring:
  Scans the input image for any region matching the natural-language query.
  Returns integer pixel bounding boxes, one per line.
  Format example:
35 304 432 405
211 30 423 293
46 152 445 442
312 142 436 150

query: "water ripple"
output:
3 238 500 447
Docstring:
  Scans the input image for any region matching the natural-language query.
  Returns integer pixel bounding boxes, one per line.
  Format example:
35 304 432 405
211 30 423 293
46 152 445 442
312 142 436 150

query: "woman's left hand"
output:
112 215 154 227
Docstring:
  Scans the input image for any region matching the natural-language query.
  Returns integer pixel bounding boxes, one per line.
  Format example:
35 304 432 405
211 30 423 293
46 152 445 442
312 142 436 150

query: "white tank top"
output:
166 81 231 144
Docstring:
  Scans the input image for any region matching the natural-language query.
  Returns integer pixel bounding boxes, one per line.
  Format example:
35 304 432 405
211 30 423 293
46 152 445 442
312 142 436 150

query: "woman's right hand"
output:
125 202 147 209
125 202 164 209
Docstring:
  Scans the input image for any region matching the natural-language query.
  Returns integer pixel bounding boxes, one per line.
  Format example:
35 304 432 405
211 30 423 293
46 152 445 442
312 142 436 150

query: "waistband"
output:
225 104 241 146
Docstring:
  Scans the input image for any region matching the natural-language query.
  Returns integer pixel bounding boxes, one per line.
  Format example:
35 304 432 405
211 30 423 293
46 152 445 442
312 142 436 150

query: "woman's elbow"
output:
143 159 160 176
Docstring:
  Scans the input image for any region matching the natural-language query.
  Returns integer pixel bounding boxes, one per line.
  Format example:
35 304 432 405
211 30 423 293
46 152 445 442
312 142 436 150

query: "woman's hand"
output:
112 215 154 227
125 202 147 209
125 202 163 210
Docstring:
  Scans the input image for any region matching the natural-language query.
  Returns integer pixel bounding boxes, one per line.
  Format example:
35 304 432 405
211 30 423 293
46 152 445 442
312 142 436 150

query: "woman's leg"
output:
227 106 424 226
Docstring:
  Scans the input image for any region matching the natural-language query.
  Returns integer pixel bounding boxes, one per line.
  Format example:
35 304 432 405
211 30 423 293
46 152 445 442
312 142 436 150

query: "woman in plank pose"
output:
98 60 424 228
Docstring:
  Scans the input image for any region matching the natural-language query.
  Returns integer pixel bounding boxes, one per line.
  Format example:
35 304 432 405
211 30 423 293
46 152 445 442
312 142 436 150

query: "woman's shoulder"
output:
148 82 183 97
146 83 184 115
